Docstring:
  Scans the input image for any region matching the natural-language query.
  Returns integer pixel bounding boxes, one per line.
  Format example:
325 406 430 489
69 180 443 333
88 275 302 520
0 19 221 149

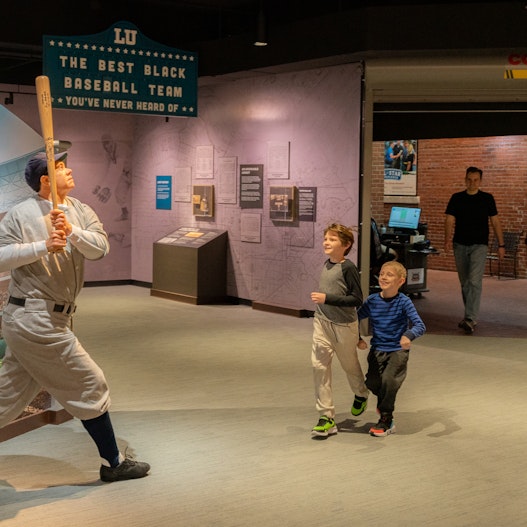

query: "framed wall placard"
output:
298 186 317 222
174 167 192 202
240 212 262 243
269 186 296 222
218 156 238 204
240 164 263 209
195 145 214 178
267 141 290 179
192 185 214 217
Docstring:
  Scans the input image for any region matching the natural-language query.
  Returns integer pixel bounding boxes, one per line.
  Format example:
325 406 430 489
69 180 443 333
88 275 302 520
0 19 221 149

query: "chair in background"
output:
370 218 397 292
486 231 524 279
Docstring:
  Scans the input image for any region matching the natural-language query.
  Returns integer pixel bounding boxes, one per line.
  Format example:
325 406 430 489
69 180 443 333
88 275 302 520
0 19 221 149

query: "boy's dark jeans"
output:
365 349 409 416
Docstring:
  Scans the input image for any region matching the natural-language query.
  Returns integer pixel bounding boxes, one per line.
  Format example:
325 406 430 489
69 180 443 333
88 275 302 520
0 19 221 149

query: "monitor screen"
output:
388 206 421 230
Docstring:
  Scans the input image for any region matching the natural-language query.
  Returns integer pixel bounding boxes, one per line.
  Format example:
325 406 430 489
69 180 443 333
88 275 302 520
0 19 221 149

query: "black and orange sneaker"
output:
369 415 396 437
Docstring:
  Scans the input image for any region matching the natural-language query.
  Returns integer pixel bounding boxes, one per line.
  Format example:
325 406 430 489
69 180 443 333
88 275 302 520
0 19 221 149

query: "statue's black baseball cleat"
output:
100 457 151 482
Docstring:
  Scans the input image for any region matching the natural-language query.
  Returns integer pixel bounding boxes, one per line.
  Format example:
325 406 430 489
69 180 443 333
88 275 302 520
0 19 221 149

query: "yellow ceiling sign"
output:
504 69 527 79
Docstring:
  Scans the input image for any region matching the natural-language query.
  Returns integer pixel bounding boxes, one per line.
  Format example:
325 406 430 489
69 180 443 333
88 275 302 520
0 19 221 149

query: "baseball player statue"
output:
0 151 150 482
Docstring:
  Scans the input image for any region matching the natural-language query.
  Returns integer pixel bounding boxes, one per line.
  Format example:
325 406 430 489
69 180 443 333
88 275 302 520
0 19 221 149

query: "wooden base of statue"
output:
0 389 73 443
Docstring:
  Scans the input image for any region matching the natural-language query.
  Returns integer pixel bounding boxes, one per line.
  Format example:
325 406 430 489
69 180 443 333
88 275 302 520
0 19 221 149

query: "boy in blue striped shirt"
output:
357 261 425 437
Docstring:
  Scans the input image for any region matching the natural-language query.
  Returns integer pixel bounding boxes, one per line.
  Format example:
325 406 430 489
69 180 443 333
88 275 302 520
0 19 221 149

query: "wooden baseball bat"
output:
35 75 59 209
36 75 63 265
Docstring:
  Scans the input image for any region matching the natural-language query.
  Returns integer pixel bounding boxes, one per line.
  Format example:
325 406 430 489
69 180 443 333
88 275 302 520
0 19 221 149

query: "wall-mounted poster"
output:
174 167 192 202
195 145 214 178
270 186 296 222
298 186 317 222
384 139 417 196
240 212 262 243
192 185 214 217
218 156 237 204
240 164 263 209
267 141 290 179
156 175 172 210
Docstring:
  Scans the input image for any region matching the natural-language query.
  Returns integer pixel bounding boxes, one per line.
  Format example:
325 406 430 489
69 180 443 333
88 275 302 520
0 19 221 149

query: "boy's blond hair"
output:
324 223 354 256
381 260 407 280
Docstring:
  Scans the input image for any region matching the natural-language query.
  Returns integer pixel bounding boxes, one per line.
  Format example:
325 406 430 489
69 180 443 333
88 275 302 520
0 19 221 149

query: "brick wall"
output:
372 137 527 278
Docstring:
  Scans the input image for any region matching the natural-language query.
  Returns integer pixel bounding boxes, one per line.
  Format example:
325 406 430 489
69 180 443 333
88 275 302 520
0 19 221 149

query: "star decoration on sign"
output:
47 38 196 62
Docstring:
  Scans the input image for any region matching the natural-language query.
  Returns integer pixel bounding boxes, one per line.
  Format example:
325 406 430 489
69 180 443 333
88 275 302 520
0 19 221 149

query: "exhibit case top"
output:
155 226 227 248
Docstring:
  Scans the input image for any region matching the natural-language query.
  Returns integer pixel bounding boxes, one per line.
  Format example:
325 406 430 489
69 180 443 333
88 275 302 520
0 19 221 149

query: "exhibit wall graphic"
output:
132 63 363 311
2 62 362 310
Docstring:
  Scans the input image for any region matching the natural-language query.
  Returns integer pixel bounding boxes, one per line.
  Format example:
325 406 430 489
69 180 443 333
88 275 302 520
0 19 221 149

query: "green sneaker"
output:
311 416 337 437
351 395 368 416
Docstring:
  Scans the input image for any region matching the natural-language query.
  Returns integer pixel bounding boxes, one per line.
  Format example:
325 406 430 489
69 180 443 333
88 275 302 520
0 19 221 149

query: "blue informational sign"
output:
156 176 172 210
43 21 197 117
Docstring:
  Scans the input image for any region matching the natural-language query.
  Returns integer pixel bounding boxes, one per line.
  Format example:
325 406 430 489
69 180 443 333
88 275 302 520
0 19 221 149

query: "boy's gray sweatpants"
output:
311 316 368 418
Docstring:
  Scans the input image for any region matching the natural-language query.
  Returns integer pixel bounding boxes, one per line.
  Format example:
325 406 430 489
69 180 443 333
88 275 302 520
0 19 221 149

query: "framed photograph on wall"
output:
192 185 214 217
269 186 296 222
384 139 418 196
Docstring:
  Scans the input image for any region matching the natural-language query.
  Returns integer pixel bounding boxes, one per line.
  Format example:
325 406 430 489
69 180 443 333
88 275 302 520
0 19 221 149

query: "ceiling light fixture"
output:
254 3 267 46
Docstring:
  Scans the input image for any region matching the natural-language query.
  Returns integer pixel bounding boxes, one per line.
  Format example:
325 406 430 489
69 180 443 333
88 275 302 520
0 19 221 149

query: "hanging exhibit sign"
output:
42 21 198 117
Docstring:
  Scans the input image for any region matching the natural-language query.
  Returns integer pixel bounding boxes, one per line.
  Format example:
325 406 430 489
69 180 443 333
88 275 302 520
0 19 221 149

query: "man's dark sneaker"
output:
311 415 338 437
369 415 396 437
351 395 368 416
100 457 151 482
458 319 475 334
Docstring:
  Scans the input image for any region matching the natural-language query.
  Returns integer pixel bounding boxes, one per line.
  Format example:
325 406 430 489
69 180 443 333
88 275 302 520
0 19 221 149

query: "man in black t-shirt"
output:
444 166 505 334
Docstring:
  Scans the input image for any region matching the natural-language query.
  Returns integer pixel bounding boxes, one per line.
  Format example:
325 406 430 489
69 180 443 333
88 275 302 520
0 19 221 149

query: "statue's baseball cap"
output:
25 151 67 191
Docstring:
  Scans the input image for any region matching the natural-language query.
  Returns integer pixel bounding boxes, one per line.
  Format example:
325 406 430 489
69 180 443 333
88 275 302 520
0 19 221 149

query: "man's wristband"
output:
499 244 505 248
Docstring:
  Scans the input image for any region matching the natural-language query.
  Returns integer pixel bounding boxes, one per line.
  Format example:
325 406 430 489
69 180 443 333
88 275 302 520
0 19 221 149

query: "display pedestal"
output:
151 226 228 305
0 392 72 443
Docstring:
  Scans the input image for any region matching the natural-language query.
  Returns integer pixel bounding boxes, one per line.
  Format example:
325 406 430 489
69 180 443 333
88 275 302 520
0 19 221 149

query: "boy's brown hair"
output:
324 223 354 256
381 260 407 280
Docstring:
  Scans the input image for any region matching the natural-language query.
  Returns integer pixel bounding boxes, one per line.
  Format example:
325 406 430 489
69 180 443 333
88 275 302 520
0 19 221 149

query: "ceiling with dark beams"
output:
2 1 527 86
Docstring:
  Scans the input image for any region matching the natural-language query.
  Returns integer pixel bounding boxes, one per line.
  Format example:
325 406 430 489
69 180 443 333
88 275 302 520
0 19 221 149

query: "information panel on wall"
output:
239 164 263 209
43 21 198 117
156 175 172 210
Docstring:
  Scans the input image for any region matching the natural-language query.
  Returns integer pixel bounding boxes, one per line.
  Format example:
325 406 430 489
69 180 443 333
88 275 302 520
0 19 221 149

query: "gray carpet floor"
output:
1 271 526 526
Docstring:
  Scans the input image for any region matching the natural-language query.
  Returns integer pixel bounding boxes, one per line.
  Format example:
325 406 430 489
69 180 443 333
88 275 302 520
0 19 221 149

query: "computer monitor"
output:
388 206 421 231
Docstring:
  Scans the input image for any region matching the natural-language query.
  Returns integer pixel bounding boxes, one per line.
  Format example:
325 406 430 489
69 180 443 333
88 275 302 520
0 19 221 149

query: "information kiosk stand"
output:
378 207 438 297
